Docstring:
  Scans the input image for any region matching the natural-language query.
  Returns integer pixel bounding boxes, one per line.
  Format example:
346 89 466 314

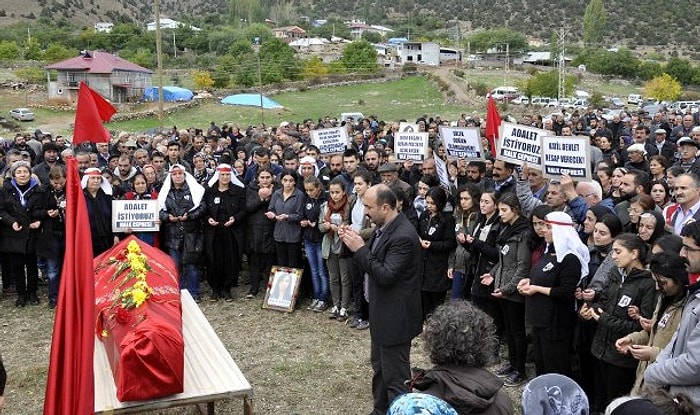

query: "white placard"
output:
112 200 160 232
439 127 483 159
541 135 592 181
311 127 349 154
399 122 420 133
434 156 452 192
496 122 546 168
394 132 429 163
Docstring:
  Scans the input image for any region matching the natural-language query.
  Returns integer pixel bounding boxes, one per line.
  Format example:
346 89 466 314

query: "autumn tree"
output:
583 0 606 47
644 74 681 102
303 56 328 79
192 70 214 90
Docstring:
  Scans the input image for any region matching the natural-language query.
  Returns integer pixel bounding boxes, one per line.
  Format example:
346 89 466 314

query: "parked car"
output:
490 86 519 102
608 97 625 108
627 94 642 105
512 96 529 105
10 108 34 121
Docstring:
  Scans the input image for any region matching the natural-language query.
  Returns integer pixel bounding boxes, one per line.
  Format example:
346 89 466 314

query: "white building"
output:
94 22 114 33
146 18 201 32
396 42 440 66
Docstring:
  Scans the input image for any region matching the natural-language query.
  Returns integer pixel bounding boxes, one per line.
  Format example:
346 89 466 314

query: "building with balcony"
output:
45 51 153 104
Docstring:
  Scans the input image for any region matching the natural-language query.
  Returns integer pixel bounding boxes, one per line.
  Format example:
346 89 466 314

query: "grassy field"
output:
103 76 468 134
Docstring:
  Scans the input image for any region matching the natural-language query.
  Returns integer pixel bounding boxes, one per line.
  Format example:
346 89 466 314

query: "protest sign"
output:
541 135 592 181
112 200 160 232
496 122 546 168
395 132 429 163
439 127 483 159
433 155 452 192
399 122 420 133
311 127 349 154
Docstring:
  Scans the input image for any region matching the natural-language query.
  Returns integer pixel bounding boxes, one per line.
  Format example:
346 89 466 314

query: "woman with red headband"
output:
204 164 246 301
518 211 589 377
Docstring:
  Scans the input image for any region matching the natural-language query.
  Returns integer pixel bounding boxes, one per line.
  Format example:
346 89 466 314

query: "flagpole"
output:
154 0 164 130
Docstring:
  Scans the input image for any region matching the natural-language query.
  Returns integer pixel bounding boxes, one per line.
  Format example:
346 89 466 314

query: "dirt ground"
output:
0 271 527 414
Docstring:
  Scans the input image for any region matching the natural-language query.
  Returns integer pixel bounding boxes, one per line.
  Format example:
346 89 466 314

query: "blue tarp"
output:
143 86 194 102
220 94 283 109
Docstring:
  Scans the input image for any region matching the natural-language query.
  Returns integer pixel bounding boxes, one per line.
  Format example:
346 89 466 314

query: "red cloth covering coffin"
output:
94 235 184 402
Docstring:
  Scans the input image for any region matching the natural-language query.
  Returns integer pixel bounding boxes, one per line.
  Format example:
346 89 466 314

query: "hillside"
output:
0 0 697 54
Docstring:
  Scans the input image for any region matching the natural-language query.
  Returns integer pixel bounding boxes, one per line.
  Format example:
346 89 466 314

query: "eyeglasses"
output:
681 244 700 253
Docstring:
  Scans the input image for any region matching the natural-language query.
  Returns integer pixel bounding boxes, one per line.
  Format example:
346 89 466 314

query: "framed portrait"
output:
262 266 303 312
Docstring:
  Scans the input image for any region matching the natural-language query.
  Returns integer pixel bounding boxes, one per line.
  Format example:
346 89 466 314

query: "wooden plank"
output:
94 290 253 414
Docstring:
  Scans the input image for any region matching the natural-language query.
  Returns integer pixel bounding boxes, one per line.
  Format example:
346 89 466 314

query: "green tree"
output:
119 48 154 69
23 38 42 60
0 40 20 60
665 57 695 85
643 73 681 101
341 40 378 73
233 56 258 87
361 31 382 44
521 70 576 98
43 43 77 63
583 0 607 47
14 67 45 84
638 61 663 81
213 54 235 88
228 39 254 57
258 37 301 82
464 28 527 52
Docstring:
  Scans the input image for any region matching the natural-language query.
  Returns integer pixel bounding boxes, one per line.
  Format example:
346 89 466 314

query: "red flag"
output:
485 92 502 157
73 81 117 144
44 157 95 415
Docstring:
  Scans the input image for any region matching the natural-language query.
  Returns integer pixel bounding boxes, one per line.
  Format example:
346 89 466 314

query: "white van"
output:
490 86 519 101
627 94 642 105
340 112 365 124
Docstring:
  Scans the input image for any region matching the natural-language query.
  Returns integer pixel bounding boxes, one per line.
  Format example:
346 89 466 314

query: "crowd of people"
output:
0 103 700 414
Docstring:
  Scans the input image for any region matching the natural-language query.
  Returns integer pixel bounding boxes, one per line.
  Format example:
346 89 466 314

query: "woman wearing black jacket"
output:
245 167 277 298
82 168 117 256
204 164 247 302
418 187 457 320
0 161 42 307
32 165 67 309
461 190 502 331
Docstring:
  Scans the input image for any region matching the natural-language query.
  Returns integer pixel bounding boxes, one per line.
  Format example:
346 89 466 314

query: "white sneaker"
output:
328 305 339 319
338 307 348 321
307 299 319 310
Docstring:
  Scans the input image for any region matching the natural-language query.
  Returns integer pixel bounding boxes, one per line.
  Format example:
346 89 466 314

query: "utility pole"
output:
258 55 264 125
173 31 176 58
557 27 568 102
154 1 164 130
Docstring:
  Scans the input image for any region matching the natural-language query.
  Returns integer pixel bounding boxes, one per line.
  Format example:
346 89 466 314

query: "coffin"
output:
94 236 184 402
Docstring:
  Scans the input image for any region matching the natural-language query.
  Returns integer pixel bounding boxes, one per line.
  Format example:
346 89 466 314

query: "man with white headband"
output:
158 164 206 302
518 211 589 377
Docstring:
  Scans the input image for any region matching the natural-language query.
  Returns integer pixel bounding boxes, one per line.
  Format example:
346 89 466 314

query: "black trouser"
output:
247 252 272 296
473 295 504 339
370 338 411 415
206 233 240 295
532 325 574 377
0 252 13 291
11 252 39 297
275 241 302 269
421 290 446 321
499 299 527 374
350 254 369 320
598 359 636 407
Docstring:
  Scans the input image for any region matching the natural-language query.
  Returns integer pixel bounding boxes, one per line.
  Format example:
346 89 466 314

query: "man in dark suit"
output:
340 184 423 415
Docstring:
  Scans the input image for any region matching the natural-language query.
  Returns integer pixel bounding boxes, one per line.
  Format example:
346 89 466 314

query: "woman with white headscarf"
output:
158 164 206 301
82 167 118 256
518 211 590 377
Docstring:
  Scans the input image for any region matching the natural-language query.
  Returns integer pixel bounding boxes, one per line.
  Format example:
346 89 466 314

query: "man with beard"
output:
466 161 487 186
615 169 650 229
363 149 381 185
644 220 700 408
32 142 63 184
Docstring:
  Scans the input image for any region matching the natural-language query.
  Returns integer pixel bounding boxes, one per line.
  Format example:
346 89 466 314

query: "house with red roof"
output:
45 51 153 104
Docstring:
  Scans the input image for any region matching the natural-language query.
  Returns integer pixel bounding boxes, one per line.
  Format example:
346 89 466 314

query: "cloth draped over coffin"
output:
94 235 184 402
